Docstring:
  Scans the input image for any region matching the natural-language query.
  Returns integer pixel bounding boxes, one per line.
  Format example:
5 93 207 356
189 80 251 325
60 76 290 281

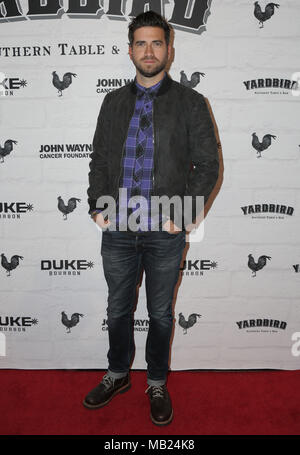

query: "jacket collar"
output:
130 71 172 97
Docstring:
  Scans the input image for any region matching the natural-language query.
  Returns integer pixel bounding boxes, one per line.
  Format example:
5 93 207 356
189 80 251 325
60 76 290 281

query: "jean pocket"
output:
162 229 183 236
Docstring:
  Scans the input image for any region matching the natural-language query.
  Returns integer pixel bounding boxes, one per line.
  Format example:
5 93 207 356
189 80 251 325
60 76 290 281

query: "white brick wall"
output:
0 1 299 369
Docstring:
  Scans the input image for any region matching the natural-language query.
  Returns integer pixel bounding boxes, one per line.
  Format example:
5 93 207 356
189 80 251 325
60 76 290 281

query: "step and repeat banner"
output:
1 0 300 370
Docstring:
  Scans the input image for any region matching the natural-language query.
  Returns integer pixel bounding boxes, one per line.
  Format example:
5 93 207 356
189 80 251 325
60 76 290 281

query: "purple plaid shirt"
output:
99 73 168 233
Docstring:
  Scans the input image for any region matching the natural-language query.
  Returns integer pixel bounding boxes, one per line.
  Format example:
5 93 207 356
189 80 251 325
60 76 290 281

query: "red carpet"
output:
0 369 300 435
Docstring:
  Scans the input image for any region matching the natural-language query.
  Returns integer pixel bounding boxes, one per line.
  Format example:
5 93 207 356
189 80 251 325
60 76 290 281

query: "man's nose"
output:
144 43 154 55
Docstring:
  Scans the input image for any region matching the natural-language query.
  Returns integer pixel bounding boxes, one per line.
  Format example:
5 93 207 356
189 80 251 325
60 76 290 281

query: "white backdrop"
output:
1 0 300 370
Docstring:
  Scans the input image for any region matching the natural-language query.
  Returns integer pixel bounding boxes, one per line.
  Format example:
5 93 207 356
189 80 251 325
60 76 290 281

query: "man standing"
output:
85 11 219 426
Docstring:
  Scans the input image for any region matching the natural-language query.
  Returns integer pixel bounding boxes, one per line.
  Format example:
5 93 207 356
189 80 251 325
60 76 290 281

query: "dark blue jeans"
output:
100 230 186 386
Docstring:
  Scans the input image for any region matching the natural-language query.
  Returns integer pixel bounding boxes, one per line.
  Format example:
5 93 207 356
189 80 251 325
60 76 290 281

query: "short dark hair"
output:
128 10 171 46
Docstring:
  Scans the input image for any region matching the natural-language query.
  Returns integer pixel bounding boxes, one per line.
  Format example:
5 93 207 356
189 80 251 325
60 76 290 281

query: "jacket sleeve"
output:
185 93 219 224
87 94 111 215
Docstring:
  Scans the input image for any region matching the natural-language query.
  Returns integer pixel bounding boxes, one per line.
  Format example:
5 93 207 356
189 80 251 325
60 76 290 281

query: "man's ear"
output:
167 44 171 61
128 45 133 60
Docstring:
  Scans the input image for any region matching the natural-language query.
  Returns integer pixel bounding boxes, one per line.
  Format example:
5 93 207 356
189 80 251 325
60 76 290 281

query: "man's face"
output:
129 26 171 78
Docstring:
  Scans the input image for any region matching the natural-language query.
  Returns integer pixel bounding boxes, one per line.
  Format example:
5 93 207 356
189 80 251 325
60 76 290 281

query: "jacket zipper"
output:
152 100 156 195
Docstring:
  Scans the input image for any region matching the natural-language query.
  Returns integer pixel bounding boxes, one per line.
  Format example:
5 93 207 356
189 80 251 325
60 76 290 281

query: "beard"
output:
131 54 168 78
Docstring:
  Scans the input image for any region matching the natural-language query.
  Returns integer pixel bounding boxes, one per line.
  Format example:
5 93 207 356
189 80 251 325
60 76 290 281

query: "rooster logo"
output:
61 311 84 333
57 196 81 220
254 2 280 28
252 133 276 158
178 313 201 334
0 139 17 163
52 71 77 97
1 254 23 276
248 254 271 277
180 71 205 89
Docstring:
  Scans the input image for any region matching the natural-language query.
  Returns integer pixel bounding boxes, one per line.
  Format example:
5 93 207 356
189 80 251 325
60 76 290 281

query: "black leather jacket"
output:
87 72 219 227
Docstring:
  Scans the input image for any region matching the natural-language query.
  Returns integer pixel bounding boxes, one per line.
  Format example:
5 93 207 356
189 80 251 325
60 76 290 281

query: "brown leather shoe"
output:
145 384 173 426
83 373 130 409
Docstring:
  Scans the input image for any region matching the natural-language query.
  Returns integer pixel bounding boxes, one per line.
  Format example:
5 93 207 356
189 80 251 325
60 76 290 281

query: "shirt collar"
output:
135 72 166 98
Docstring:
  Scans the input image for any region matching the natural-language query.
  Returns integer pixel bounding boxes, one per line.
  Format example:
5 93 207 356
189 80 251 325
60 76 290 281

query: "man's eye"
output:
154 42 162 46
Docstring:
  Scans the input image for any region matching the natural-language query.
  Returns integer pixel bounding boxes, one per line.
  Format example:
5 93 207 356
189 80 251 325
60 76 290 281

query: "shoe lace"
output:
102 374 114 389
145 385 165 398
